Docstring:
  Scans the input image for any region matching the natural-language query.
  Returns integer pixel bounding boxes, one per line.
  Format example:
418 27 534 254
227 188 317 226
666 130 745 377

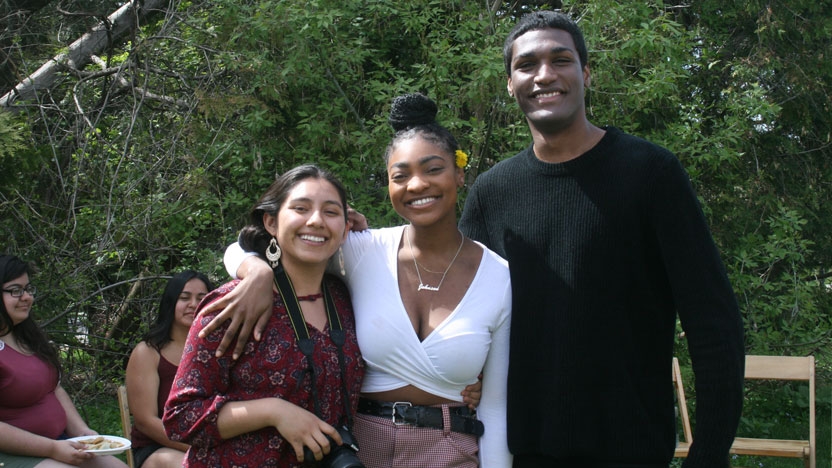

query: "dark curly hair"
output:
0 255 62 375
142 270 214 351
383 93 460 164
239 164 348 262
503 10 588 76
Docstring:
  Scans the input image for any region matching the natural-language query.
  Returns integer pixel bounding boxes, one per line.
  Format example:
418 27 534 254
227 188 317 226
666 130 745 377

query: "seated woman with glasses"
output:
0 254 128 468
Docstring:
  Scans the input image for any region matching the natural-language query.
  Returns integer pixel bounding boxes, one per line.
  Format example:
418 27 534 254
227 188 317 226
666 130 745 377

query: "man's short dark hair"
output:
503 10 588 76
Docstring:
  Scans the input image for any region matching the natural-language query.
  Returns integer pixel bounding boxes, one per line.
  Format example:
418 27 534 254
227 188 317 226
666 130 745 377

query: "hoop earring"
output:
265 237 281 268
338 248 346 276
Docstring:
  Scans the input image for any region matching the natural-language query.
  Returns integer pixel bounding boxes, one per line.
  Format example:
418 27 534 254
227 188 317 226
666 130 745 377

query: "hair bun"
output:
388 93 438 132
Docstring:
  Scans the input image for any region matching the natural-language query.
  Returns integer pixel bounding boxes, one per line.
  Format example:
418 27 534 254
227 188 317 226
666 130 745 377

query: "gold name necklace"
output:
405 226 464 292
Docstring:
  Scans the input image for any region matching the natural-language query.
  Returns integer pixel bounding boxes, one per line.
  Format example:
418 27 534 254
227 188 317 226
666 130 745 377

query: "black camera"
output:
303 425 364 468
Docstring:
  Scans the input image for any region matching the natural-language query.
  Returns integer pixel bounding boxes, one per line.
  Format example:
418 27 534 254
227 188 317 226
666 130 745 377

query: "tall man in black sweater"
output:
459 11 744 468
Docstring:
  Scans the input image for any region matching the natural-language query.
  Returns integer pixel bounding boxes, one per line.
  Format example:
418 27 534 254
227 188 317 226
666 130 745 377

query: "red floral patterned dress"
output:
163 276 364 468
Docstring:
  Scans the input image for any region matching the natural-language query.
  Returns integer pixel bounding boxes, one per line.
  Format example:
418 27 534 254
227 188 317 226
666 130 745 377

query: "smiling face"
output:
507 27 591 135
264 177 348 271
174 278 209 329
387 134 464 227
2 273 34 329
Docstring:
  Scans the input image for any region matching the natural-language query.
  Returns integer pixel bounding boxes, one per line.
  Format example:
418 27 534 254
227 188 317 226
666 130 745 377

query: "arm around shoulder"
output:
198 255 275 358
224 242 257 279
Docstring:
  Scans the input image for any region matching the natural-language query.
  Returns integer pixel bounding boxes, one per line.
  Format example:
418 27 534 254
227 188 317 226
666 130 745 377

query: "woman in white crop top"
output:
208 93 511 467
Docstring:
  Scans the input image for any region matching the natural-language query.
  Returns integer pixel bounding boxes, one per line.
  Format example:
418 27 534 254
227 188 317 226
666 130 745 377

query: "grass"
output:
81 395 123 437
79 392 131 465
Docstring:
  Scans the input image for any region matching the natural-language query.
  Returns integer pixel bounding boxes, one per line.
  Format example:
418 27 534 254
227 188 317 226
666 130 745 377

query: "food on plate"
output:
79 436 125 451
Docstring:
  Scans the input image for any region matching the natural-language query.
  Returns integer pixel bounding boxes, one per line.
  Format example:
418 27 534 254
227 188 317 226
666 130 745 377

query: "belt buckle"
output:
391 401 412 426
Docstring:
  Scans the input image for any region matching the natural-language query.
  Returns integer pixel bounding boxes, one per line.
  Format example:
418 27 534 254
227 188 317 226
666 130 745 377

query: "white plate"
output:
68 435 131 455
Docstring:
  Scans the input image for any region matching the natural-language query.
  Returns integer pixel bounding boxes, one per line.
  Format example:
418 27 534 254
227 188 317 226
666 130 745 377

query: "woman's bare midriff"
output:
362 385 457 406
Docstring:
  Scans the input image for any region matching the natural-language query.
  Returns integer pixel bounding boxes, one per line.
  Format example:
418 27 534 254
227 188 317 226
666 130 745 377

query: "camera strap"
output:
272 265 354 428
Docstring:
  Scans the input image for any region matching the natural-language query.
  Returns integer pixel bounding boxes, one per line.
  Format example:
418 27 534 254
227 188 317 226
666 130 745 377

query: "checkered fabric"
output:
354 407 479 467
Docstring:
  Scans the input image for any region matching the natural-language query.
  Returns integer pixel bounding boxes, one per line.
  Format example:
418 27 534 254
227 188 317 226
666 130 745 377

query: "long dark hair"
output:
0 255 61 374
142 270 214 351
384 93 460 164
239 164 348 260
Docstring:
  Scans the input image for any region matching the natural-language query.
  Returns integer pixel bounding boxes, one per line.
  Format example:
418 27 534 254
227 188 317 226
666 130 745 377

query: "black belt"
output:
357 398 484 437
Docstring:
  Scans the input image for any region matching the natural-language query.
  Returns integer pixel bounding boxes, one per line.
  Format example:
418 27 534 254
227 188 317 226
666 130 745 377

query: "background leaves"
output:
0 1 829 454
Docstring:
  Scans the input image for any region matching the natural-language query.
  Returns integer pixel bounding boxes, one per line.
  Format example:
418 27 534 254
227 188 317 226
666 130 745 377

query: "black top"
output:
460 127 744 467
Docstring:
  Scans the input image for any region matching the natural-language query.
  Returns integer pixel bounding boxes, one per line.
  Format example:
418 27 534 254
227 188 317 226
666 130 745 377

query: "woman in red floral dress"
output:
163 165 364 467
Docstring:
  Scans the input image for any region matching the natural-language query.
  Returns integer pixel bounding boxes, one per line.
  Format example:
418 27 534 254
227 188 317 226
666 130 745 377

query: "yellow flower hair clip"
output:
455 149 468 168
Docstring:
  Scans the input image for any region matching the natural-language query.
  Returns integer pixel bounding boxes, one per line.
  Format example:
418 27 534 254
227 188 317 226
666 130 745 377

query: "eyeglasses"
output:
2 285 37 298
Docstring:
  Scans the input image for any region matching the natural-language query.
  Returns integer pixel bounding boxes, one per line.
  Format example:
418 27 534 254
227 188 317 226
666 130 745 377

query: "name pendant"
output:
418 283 440 292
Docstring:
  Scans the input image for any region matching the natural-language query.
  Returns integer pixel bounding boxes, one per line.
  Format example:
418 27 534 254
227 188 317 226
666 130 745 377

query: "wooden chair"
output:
672 357 693 457
117 385 136 468
730 355 816 468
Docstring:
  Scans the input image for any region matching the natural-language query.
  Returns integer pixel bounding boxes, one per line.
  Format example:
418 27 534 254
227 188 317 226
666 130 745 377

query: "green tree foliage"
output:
0 109 28 161
679 1 832 357
0 0 829 399
570 0 831 360
199 0 517 225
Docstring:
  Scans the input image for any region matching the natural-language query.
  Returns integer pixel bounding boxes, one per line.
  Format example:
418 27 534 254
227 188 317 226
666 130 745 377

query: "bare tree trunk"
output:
0 0 168 107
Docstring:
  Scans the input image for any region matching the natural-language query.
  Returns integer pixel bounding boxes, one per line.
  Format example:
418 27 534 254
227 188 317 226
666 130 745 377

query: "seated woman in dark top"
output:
125 270 213 468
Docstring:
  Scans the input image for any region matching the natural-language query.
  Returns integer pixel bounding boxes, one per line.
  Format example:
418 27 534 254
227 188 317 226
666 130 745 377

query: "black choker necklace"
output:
297 293 323 302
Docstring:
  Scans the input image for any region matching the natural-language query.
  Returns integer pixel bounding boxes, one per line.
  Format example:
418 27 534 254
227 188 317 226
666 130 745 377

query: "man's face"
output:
507 28 590 134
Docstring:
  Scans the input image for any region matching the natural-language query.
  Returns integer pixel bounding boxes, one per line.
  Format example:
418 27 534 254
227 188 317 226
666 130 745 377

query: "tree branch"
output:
0 0 168 107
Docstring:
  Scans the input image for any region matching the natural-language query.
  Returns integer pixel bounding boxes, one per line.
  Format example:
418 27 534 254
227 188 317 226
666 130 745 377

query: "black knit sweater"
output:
459 127 744 467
